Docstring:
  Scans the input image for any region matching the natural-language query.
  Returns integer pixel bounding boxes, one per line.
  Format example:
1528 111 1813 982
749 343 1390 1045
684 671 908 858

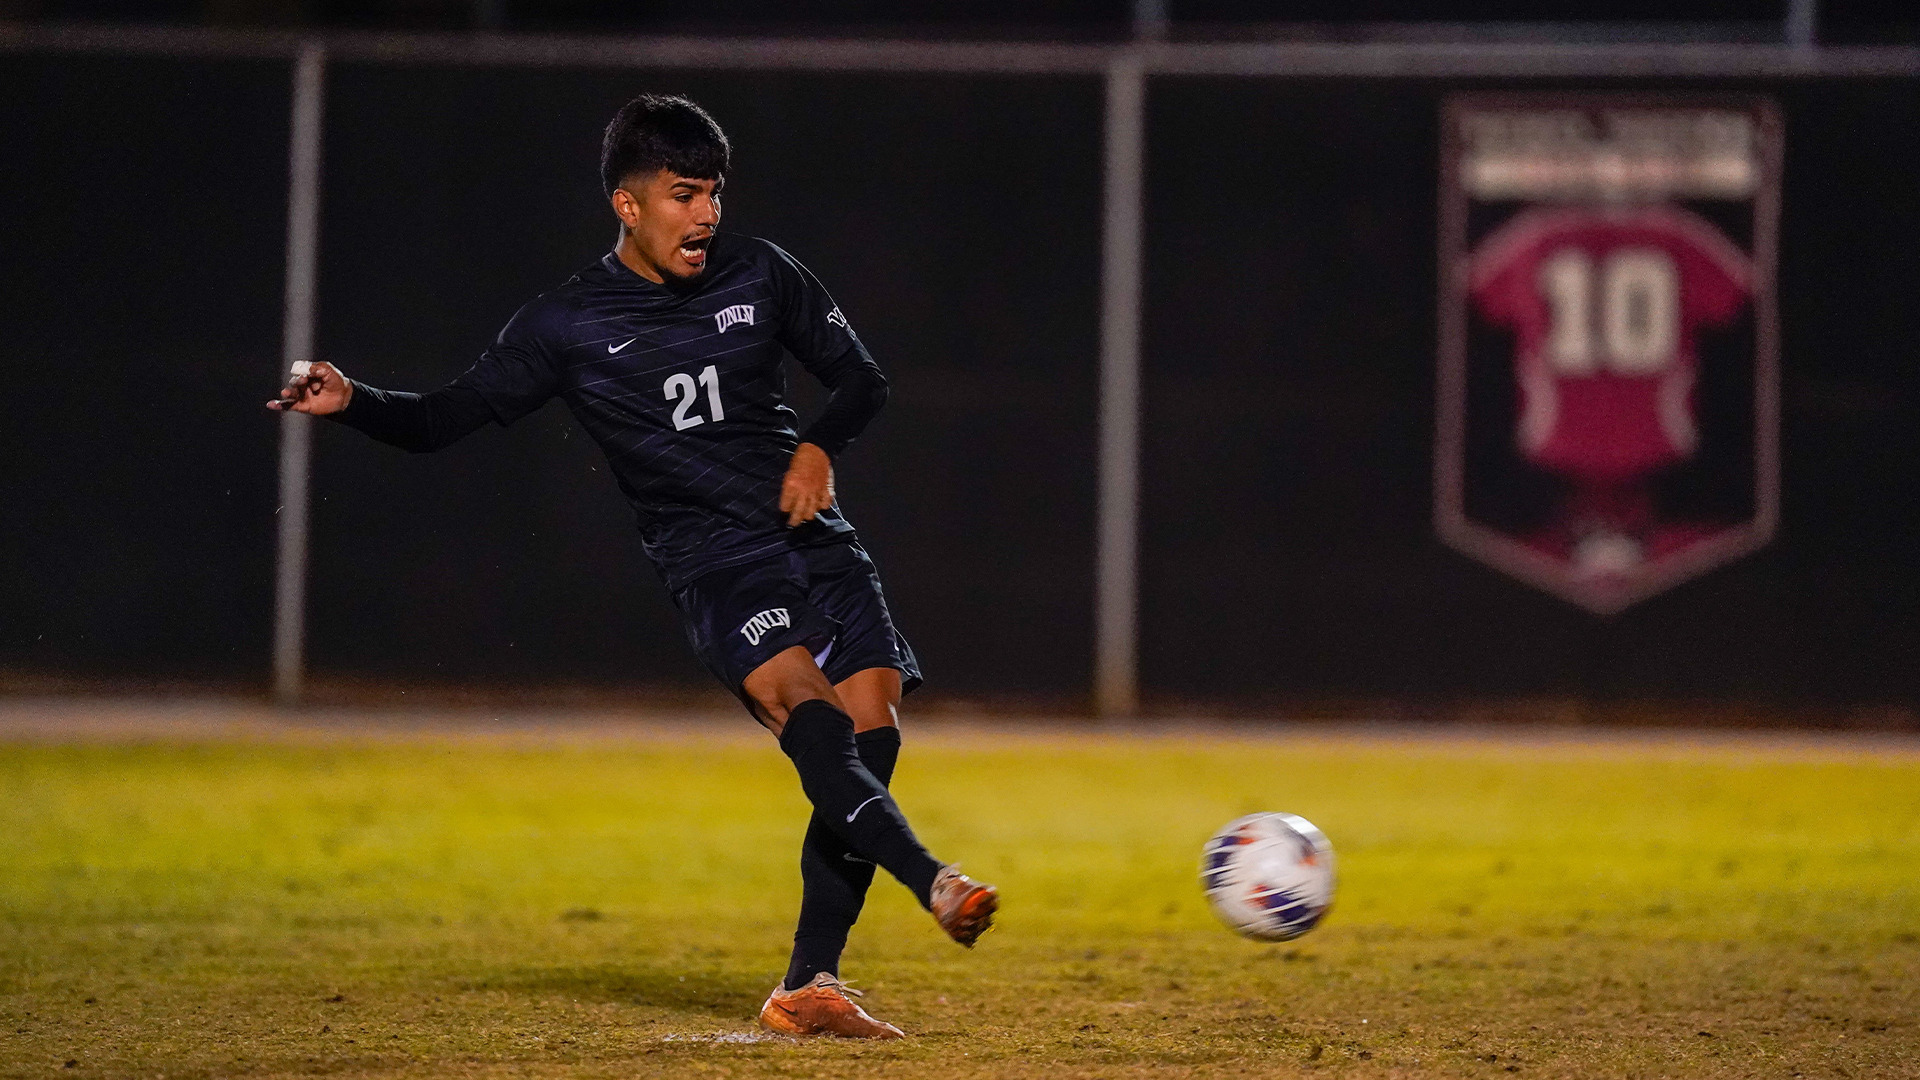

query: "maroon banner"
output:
1436 95 1782 614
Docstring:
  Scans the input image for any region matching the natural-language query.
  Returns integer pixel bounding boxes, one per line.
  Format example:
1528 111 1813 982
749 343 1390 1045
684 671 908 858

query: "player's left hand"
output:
780 442 835 527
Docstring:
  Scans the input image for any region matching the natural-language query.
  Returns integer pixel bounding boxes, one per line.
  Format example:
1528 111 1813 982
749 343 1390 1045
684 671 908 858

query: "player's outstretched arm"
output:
264 360 498 454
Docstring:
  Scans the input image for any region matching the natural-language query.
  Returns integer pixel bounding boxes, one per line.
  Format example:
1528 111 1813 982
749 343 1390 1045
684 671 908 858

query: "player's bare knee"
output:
745 686 804 730
836 667 903 733
743 648 842 731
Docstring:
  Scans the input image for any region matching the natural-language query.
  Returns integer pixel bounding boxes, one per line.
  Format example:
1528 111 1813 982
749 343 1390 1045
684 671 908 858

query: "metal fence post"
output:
1096 49 1146 718
273 41 326 706
1787 0 1819 50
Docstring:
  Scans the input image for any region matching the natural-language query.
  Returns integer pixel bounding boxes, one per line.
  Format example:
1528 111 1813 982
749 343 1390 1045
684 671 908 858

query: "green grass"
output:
2 720 1918 1078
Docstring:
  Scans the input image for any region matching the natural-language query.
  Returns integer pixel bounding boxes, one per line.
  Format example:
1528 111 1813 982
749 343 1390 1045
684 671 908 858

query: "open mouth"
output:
678 234 713 266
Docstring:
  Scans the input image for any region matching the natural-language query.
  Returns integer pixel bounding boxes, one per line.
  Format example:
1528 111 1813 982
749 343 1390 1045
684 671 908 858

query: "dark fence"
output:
2 53 1915 709
1 55 290 681
1140 77 1920 707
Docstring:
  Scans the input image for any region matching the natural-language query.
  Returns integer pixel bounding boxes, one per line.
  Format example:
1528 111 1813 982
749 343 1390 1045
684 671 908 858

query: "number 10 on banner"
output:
1539 247 1680 375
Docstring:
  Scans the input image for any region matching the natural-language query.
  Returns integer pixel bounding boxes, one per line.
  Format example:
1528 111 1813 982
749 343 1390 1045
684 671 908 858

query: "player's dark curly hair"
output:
600 94 730 198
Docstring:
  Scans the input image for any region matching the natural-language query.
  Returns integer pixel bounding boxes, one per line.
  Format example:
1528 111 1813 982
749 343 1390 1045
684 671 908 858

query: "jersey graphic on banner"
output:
1435 97 1781 614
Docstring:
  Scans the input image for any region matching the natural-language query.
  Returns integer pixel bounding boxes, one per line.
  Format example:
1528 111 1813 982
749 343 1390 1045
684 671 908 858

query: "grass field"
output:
2 703 1918 1079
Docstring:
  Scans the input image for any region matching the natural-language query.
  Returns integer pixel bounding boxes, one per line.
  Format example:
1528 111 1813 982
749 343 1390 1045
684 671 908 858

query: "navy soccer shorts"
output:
672 540 923 706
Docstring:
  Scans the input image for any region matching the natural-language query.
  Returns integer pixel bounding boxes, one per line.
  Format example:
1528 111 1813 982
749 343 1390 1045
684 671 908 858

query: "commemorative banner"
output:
1435 96 1782 614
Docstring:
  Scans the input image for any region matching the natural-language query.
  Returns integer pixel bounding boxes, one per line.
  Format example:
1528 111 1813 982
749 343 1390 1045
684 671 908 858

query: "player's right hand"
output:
267 360 353 415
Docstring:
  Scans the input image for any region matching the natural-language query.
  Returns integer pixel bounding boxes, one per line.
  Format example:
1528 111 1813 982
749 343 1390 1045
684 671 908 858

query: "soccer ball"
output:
1199 812 1336 941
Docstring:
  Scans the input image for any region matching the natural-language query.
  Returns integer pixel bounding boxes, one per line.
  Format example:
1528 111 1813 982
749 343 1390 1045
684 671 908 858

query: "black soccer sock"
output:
779 701 941 910
783 726 900 991
856 724 902 787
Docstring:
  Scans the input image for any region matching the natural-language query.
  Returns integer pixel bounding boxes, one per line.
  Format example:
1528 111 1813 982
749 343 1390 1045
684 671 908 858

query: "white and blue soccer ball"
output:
1200 812 1336 942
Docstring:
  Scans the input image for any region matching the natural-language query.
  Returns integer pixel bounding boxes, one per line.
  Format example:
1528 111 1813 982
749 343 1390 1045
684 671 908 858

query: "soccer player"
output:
269 94 996 1040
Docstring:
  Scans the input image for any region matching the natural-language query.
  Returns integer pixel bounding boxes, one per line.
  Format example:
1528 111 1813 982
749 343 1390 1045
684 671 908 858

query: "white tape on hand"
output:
289 361 313 378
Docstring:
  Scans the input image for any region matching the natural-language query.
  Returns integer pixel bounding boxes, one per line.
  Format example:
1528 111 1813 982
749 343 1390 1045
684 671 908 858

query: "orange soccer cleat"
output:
929 865 998 947
757 973 905 1040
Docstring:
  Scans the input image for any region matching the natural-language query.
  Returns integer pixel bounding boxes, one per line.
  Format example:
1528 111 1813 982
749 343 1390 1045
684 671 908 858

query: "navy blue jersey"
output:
438 234 877 590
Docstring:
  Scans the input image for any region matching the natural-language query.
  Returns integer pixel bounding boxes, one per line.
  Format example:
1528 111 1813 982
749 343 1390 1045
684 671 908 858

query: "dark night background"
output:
1 1 1917 41
1 6 1915 712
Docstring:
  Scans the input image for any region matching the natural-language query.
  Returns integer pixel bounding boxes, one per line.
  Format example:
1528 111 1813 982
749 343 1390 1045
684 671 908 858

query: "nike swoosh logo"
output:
607 337 637 354
843 853 874 865
846 795 885 824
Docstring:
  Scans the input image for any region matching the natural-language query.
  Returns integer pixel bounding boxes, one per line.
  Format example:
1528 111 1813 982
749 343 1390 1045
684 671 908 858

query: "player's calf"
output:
783 725 900 992
777 699 943 903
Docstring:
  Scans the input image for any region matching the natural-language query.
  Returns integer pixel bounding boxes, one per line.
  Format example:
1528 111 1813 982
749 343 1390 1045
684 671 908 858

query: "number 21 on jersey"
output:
664 365 724 430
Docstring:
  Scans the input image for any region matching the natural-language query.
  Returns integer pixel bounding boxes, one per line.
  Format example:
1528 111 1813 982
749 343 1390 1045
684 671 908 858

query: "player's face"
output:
612 170 723 285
